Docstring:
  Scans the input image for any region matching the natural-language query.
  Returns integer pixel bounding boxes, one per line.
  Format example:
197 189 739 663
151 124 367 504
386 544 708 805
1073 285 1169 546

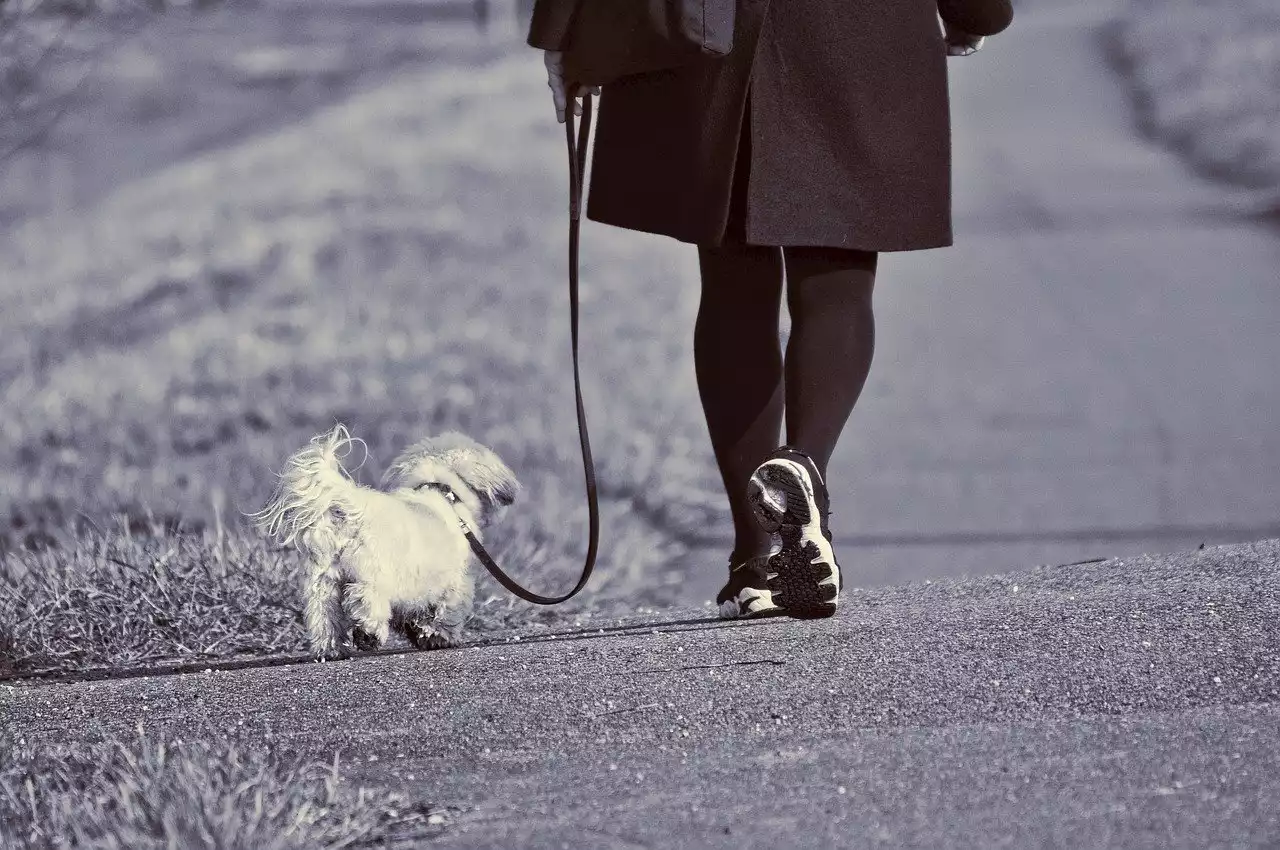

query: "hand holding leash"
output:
544 50 600 124
941 17 986 55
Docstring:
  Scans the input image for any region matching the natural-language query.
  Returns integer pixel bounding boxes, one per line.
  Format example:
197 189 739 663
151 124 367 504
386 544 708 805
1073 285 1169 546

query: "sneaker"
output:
746 446 842 618
715 553 785 619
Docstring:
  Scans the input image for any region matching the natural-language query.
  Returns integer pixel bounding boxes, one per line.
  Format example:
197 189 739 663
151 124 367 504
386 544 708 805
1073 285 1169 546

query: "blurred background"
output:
0 0 1277 672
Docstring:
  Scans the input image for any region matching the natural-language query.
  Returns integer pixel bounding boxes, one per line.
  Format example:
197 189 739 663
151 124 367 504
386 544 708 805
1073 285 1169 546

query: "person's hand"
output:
941 17 986 56
543 50 600 123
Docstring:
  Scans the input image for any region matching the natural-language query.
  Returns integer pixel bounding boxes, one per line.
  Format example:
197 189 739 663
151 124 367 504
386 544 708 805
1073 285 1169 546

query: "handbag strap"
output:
459 93 598 605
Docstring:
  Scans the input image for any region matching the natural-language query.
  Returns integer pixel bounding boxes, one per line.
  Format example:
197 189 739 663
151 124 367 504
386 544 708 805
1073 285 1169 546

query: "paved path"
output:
5 538 1278 847
687 0 1280 602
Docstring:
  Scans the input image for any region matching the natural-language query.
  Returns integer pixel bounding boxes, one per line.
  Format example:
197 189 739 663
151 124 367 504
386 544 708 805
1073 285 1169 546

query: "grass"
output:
0 513 669 677
1112 0 1280 197
0 729 457 848
0 4 728 677
0 522 304 676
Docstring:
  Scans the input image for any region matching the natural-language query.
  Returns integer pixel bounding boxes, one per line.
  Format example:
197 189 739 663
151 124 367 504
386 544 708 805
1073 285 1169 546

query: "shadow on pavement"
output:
1 611 789 686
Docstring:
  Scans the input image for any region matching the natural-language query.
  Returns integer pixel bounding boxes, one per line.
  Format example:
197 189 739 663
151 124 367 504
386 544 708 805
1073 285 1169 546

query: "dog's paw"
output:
419 632 457 650
311 641 353 661
352 627 383 652
404 621 458 651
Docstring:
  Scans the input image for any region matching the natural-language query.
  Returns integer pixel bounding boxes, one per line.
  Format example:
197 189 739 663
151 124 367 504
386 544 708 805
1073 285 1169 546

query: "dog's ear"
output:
434 432 520 510
385 431 521 515
490 472 519 506
454 446 521 509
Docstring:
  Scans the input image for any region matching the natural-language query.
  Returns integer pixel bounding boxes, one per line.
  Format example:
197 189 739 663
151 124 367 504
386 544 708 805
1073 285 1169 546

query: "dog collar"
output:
416 481 474 535
416 482 459 504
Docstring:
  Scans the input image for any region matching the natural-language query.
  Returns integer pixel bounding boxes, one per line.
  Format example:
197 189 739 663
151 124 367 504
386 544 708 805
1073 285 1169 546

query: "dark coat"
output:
529 0 999 250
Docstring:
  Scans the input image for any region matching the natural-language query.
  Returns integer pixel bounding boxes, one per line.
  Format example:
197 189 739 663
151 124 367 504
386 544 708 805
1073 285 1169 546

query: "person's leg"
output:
694 241 785 565
780 245 878 479
740 245 876 617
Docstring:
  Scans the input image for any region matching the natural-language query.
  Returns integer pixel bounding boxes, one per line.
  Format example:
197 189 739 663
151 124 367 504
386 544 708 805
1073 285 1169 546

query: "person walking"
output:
527 0 1008 620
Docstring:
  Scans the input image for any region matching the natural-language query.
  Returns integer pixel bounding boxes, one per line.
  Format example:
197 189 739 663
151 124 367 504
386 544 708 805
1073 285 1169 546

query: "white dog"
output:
252 424 520 657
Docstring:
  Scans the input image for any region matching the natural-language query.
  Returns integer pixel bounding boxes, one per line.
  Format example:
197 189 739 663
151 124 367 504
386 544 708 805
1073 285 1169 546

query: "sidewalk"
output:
5 537 1278 847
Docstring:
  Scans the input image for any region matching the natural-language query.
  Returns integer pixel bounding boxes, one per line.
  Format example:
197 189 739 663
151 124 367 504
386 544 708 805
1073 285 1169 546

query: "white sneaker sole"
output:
747 458 841 618
717 586 784 620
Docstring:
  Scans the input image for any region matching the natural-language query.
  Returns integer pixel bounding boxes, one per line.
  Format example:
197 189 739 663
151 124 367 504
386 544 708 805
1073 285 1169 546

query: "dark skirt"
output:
583 0 955 251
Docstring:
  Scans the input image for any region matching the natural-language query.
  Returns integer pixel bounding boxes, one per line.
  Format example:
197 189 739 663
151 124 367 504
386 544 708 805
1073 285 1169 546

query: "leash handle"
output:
464 93 598 605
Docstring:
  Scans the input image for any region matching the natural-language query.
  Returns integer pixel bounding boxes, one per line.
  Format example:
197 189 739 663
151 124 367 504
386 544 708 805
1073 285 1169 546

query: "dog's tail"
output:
251 424 369 553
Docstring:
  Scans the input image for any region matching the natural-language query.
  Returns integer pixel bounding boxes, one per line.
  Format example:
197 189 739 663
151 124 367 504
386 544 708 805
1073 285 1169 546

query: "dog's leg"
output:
343 582 391 651
305 566 349 659
423 578 475 649
399 604 436 647
403 617 444 650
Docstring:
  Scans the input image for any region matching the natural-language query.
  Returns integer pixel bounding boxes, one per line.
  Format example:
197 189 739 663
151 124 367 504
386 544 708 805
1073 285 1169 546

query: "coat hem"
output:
584 209 954 252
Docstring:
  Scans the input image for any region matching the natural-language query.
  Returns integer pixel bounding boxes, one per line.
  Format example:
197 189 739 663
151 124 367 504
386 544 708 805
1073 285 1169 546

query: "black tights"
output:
694 242 877 564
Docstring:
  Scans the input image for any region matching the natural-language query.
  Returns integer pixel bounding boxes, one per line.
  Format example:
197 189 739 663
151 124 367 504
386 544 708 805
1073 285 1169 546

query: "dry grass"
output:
0 24 724 542
0 523 305 676
1112 0 1280 194
0 729 456 848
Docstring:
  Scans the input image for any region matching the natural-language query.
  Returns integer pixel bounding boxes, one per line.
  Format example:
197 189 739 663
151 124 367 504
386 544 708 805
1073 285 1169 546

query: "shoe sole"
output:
717 587 785 620
748 458 840 619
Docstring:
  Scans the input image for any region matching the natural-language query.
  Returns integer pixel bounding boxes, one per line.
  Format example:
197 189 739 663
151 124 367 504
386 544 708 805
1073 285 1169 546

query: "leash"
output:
439 93 599 605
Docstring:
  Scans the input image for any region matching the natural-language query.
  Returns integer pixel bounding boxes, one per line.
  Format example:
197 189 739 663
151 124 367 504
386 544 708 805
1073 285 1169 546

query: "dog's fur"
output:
252 424 520 657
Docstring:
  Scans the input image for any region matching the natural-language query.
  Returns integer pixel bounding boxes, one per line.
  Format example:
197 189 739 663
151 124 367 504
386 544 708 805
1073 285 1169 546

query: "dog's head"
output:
380 431 520 527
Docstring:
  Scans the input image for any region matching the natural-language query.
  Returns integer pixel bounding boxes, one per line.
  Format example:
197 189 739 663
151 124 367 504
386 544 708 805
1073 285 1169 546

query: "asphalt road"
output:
5 538 1278 847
